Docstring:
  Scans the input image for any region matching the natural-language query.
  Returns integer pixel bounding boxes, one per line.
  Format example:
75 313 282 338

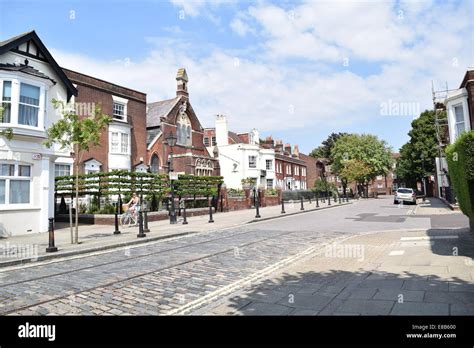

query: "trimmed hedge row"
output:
55 170 223 198
446 131 474 229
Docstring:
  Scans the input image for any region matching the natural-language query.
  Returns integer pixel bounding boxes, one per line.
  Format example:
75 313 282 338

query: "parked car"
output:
394 188 416 204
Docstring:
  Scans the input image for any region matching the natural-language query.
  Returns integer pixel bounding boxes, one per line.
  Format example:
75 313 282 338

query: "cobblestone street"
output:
0 198 470 316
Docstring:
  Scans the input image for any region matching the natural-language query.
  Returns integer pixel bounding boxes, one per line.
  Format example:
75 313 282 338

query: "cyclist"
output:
126 193 140 223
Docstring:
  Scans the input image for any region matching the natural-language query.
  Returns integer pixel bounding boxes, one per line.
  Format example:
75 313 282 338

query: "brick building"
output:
260 138 307 190
299 153 323 189
146 68 219 176
63 69 147 174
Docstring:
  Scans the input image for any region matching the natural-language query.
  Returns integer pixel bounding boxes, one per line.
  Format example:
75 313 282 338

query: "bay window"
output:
0 163 32 205
0 78 45 129
110 131 129 154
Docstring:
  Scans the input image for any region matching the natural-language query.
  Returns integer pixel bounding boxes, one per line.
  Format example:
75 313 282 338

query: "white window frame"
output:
109 131 130 155
0 76 46 130
453 104 466 139
266 179 273 189
248 156 257 168
54 163 71 177
112 95 128 122
265 159 272 171
0 162 32 206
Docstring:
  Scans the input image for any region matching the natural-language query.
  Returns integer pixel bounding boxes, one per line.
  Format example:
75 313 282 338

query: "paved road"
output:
0 197 468 315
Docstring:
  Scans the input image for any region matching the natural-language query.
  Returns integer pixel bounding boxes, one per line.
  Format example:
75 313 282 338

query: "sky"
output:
1 0 473 154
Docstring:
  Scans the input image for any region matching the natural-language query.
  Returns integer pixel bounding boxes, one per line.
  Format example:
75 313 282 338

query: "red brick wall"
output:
147 101 219 175
299 153 320 189
63 69 147 173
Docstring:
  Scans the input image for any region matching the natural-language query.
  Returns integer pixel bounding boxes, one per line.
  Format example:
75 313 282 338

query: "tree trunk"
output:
74 146 79 244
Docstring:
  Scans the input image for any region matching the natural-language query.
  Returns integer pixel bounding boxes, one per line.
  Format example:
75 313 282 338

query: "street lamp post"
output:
166 131 178 224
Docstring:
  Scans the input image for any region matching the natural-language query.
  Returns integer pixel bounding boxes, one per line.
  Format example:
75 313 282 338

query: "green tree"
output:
396 110 446 189
332 133 393 196
312 178 337 196
310 132 349 162
45 99 110 244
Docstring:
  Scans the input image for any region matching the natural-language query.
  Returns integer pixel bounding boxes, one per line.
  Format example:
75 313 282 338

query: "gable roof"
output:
0 31 77 100
146 97 179 128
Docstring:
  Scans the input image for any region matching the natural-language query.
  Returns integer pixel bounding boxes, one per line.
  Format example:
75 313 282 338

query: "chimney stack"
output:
215 115 229 146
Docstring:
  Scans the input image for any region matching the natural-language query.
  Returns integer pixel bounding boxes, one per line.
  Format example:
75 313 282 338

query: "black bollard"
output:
328 195 331 206
137 211 146 238
183 204 188 225
209 203 214 223
143 210 150 233
300 196 304 210
113 203 121 235
255 194 261 218
46 217 58 252
281 199 286 214
339 195 342 204
316 194 319 208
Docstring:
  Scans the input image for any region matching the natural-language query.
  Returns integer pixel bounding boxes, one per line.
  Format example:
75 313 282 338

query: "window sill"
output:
0 125 45 138
111 118 129 124
0 205 40 212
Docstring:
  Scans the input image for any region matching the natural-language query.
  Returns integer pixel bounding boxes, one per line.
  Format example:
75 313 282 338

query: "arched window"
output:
177 114 192 146
150 154 160 173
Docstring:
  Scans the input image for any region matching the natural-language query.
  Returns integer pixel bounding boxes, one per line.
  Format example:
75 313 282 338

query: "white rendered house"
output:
0 31 76 236
206 115 276 190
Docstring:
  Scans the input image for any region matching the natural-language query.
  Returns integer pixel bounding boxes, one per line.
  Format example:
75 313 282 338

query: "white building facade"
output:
207 115 276 190
0 31 76 236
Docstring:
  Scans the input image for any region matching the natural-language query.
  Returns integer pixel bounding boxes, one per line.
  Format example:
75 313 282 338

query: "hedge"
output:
55 170 223 199
446 131 474 229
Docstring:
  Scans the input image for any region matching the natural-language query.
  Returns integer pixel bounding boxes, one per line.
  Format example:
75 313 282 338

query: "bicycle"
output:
120 204 138 227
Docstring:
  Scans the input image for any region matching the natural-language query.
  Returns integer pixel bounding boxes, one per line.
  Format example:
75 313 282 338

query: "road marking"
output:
389 250 405 256
400 236 458 241
166 234 355 315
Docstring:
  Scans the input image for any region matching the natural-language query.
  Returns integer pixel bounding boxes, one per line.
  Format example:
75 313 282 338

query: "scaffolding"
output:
431 81 456 203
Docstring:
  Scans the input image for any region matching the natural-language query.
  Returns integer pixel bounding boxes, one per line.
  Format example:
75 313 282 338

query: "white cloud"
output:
52 0 473 152
230 17 255 37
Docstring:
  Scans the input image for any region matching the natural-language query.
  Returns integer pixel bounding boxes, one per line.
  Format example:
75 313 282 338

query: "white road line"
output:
389 250 405 256
400 236 458 241
166 234 355 315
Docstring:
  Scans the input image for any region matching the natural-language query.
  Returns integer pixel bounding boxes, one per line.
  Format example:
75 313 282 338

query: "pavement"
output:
0 197 347 267
199 227 474 315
